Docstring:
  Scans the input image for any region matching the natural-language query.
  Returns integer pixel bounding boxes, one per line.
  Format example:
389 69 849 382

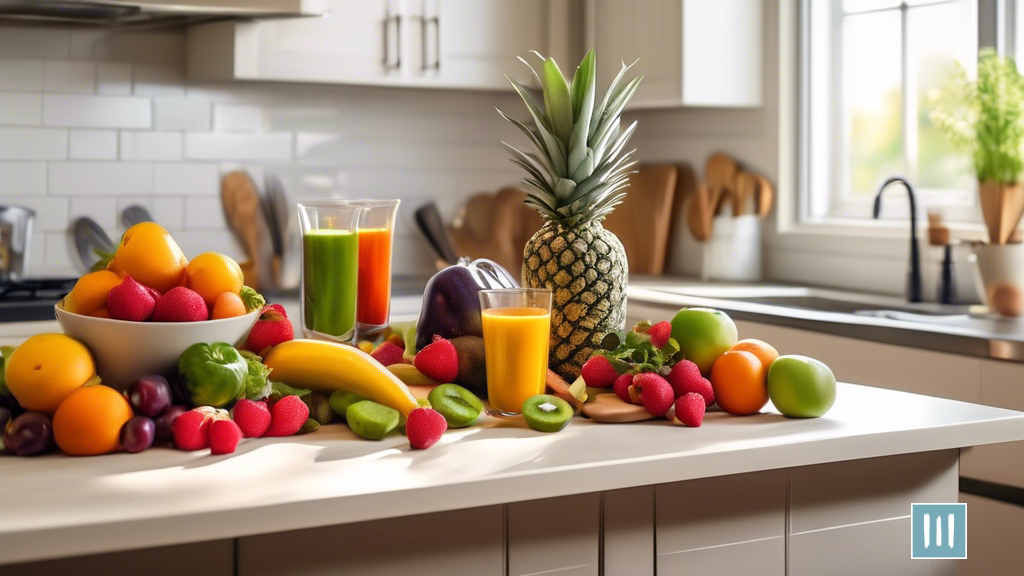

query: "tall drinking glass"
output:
479 288 552 416
297 201 363 343
346 199 400 334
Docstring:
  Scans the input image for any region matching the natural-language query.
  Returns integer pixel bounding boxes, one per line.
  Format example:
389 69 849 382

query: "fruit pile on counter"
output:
0 225 837 459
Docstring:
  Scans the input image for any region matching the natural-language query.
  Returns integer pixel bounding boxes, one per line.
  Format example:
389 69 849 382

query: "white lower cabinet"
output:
656 470 787 575
507 493 601 576
603 486 655 576
237 506 504 576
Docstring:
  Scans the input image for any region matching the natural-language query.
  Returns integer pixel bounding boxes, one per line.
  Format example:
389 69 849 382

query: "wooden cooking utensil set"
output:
978 181 1024 245
687 153 774 241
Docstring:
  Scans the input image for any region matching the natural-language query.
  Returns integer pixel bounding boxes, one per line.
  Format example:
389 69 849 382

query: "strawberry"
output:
265 395 309 437
107 274 157 322
581 355 620 388
209 419 242 455
667 360 715 406
172 406 227 450
370 341 405 367
406 407 447 449
612 373 634 403
152 286 208 322
672 393 706 427
633 372 674 417
232 399 272 438
414 335 458 383
649 321 672 349
246 304 294 354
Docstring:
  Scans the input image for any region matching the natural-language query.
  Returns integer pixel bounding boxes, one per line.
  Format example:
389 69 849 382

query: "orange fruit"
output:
63 270 123 315
90 308 112 318
186 252 244 306
730 339 779 369
108 222 187 293
710 350 769 416
210 291 246 319
5 334 96 413
53 385 132 456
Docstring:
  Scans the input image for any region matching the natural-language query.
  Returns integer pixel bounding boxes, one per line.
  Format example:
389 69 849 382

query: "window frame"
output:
796 0 996 228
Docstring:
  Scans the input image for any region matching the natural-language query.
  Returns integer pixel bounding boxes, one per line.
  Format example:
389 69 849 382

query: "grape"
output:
120 416 155 454
3 412 52 456
127 375 172 417
154 405 188 444
0 406 11 439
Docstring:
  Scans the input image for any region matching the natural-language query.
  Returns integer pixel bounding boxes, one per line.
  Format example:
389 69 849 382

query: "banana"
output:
387 363 442 387
263 339 420 417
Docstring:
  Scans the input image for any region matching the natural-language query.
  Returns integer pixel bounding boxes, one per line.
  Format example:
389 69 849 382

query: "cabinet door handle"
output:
423 15 439 71
383 13 401 71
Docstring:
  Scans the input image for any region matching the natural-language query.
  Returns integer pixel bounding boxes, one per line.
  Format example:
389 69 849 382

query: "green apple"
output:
670 308 738 375
767 355 836 418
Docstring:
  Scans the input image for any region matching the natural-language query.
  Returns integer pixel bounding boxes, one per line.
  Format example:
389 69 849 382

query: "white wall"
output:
0 25 525 279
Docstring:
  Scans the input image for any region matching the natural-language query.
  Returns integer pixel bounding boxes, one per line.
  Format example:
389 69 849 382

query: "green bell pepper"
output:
178 342 248 408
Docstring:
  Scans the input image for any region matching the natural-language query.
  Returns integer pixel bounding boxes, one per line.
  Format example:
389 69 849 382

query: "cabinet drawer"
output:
656 469 786 554
508 493 600 576
3 540 233 576
789 516 949 576
657 536 784 576
238 506 503 576
603 486 654 576
790 450 958 534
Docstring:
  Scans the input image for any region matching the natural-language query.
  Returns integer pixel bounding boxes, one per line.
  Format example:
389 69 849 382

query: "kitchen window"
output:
801 0 981 223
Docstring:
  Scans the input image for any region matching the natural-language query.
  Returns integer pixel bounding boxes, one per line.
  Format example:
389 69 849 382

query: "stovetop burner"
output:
0 278 77 323
0 278 77 302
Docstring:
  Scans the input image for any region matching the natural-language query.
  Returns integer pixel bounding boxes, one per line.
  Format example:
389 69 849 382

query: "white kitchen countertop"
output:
2 383 1023 565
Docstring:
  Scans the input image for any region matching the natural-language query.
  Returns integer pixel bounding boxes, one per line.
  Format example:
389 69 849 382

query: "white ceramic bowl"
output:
55 304 259 390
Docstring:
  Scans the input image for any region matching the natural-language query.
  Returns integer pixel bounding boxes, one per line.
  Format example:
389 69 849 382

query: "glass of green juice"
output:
297 201 364 343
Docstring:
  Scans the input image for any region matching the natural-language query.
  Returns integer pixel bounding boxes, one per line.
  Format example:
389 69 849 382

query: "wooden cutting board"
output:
220 171 263 290
602 163 678 274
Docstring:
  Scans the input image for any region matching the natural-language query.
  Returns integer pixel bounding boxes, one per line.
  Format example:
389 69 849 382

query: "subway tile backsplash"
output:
0 25 524 279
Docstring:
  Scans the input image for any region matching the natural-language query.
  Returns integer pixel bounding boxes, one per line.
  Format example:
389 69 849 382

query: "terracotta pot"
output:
978 180 1024 244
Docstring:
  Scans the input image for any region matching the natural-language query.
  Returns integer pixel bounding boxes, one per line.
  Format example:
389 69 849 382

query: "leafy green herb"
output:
268 381 311 403
592 321 678 374
239 286 266 313
930 49 1024 184
238 350 273 400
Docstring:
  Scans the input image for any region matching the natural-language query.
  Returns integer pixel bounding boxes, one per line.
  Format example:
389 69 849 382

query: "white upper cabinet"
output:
187 0 550 90
586 0 763 108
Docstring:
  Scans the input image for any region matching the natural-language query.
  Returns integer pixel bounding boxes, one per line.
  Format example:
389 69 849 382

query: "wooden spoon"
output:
705 153 738 194
687 185 712 241
220 171 263 290
752 173 774 219
733 172 757 216
979 181 1024 244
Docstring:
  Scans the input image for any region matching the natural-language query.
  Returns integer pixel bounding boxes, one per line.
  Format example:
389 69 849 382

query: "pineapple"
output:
499 50 642 380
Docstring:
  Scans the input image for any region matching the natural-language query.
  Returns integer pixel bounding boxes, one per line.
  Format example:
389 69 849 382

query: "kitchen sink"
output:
734 295 964 317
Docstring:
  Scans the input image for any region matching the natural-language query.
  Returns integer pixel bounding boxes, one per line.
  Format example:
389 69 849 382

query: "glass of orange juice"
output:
339 199 400 335
479 288 552 416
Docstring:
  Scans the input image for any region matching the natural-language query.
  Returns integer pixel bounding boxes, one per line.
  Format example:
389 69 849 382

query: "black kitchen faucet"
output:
873 176 923 303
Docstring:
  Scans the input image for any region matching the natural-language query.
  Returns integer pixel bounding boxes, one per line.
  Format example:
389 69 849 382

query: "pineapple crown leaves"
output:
497 50 643 226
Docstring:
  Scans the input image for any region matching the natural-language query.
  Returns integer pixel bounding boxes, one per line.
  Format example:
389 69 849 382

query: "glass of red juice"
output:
297 200 363 343
346 199 400 335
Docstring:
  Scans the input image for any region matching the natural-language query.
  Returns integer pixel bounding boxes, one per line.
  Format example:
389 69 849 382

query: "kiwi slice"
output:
522 395 573 433
345 401 399 440
329 391 366 421
428 384 483 428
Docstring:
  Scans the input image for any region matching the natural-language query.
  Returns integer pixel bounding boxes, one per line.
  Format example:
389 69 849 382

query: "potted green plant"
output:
931 49 1024 314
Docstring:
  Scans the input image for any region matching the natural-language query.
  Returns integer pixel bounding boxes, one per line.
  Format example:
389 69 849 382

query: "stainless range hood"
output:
0 0 323 27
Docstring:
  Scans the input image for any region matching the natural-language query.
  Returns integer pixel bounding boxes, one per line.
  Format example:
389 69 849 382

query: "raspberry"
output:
672 393 706 427
414 335 459 383
581 356 620 388
406 407 447 449
232 399 272 438
667 360 715 406
209 419 242 455
633 372 674 417
265 395 309 437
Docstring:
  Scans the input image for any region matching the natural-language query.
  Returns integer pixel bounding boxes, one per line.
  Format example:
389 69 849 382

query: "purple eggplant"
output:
416 258 518 351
